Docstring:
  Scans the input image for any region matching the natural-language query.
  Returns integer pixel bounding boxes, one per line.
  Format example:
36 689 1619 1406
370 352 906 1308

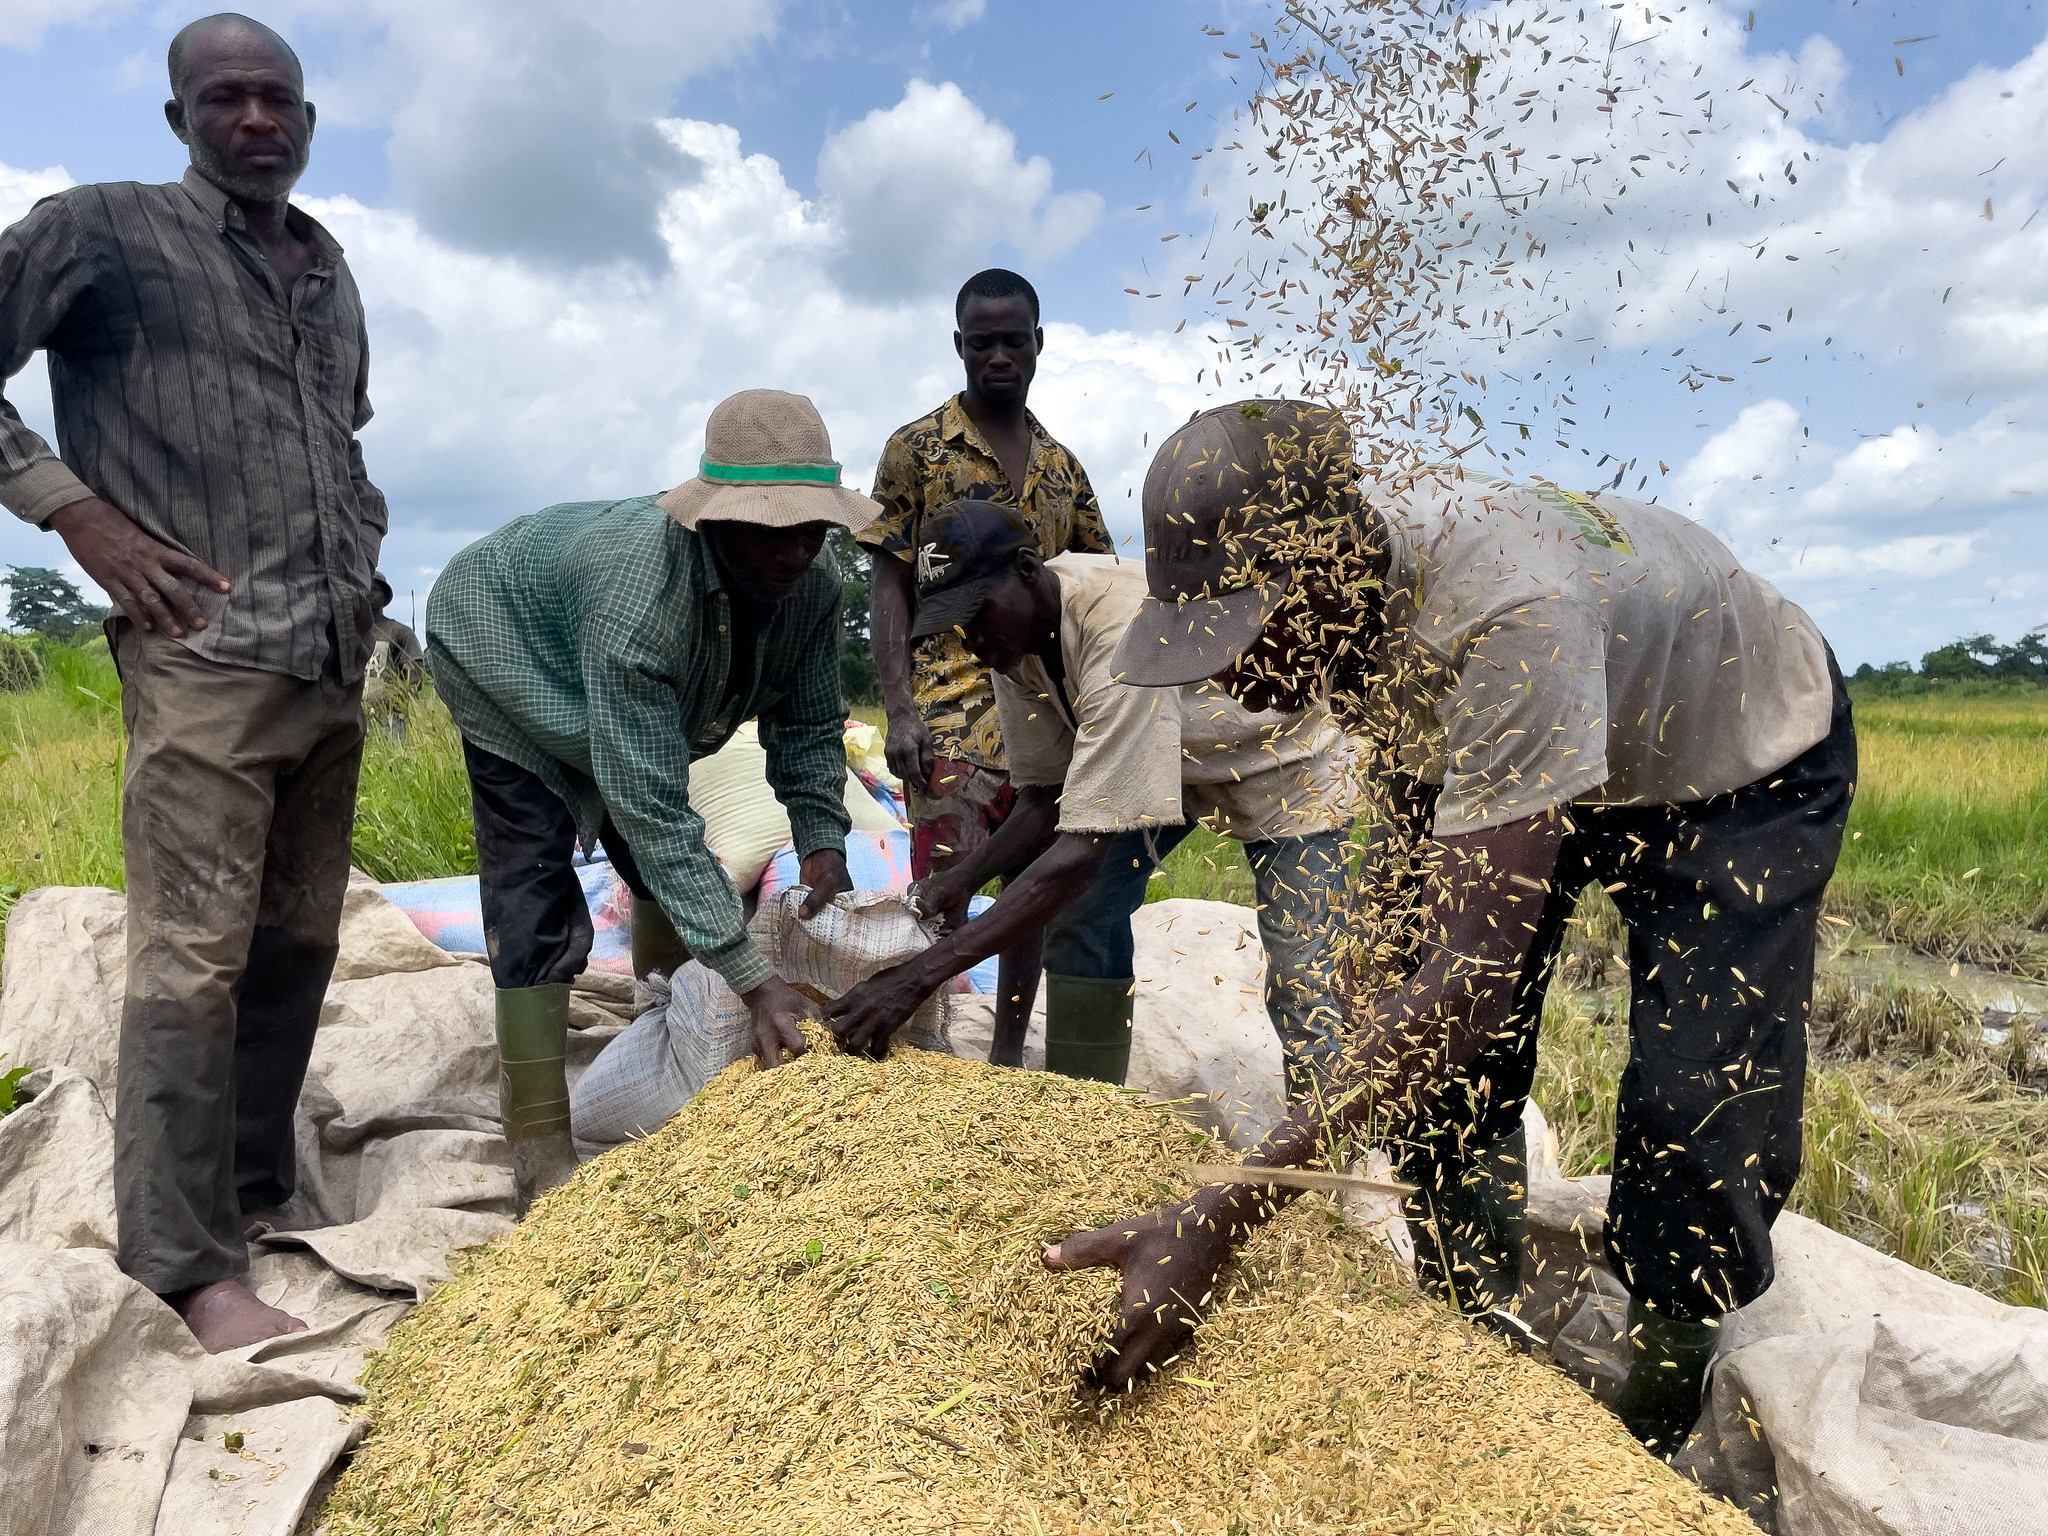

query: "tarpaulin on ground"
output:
2 883 2043 1535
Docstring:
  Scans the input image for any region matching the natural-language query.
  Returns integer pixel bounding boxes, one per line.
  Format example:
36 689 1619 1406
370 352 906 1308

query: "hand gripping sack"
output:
571 890 950 1148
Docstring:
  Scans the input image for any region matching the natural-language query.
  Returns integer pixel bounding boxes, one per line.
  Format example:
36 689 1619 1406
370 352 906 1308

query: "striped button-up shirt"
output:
426 498 852 993
0 168 387 681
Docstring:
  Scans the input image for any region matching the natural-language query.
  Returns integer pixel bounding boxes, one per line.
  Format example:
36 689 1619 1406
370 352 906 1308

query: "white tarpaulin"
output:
4 882 2045 1535
0 881 634 1536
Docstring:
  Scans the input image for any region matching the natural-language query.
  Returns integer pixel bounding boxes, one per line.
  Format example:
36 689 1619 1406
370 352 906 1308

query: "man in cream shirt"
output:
824 499 1353 1094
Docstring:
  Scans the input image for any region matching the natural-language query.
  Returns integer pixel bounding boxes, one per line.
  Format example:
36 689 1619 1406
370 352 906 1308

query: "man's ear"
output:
1032 326 1045 355
953 329 965 360
305 101 318 138
165 99 190 144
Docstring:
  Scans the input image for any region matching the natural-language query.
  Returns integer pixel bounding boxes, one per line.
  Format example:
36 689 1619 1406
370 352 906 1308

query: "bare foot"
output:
170 1280 309 1353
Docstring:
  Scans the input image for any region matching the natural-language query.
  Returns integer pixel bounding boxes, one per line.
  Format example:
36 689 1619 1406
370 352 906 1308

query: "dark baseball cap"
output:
1109 399 1354 687
908 499 1034 641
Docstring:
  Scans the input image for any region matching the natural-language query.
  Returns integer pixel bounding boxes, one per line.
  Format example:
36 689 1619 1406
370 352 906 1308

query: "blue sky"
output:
4 0 2047 665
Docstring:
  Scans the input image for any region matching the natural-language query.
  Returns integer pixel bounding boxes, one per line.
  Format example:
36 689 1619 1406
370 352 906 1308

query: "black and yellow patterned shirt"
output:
860 394 1110 768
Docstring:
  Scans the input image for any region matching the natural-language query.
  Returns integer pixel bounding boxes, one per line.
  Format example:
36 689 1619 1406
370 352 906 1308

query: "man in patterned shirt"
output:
427 390 873 1208
860 268 1110 1066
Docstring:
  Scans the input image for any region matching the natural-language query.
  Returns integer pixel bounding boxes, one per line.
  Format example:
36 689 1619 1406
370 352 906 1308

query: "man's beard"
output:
187 131 308 204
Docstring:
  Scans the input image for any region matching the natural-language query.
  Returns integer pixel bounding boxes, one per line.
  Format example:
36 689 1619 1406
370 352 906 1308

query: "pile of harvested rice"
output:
323 1035 1751 1535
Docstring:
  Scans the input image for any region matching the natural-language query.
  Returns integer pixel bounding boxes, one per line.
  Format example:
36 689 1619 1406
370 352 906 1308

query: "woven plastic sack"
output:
571 890 950 1148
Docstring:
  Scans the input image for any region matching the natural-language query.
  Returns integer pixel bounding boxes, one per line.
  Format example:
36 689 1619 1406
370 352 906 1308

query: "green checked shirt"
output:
425 497 851 993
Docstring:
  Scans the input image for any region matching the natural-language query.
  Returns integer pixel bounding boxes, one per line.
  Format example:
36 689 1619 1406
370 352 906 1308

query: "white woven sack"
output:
759 889 950 1052
571 890 949 1149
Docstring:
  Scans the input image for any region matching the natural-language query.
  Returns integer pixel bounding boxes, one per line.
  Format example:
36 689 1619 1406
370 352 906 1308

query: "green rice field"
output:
1 651 2042 1306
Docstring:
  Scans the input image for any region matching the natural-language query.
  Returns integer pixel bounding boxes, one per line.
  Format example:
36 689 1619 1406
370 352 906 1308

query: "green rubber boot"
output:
1614 1297 1719 1458
630 894 690 981
1398 1124 1528 1317
1043 974 1135 1086
496 983 578 1213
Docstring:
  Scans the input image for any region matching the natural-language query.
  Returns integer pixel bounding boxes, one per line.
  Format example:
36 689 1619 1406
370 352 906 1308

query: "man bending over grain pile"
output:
1041 401 1854 1457
0 14 384 1352
826 494 1353 1094
426 390 873 1208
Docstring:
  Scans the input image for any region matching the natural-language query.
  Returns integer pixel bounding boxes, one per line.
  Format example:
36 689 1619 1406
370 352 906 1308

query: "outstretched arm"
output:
869 549 935 795
826 808 1112 1058
1043 810 1564 1390
907 781 1063 929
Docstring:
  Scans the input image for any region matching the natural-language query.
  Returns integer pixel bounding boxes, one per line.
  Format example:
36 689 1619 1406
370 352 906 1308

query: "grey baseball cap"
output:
1109 399 1354 687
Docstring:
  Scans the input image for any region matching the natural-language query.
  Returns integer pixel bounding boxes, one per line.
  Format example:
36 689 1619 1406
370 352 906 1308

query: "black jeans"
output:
463 740 654 989
1398 659 1856 1322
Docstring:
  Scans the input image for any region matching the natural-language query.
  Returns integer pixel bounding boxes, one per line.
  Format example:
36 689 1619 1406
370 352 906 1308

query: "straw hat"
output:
657 389 879 533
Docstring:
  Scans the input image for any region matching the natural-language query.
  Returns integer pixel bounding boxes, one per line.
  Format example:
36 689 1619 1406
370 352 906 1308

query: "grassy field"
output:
0 644 476 954
1825 684 2048 975
2 656 2043 1308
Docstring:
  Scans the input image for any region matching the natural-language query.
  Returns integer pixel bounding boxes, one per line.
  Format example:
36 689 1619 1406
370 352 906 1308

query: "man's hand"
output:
907 866 975 932
739 975 813 1070
1042 1202 1234 1391
884 709 936 795
797 849 852 919
822 959 935 1061
47 496 229 638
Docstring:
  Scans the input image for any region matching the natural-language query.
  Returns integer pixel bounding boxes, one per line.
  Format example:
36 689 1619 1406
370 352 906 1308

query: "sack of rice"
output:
327 1036 1752 1535
570 891 949 1148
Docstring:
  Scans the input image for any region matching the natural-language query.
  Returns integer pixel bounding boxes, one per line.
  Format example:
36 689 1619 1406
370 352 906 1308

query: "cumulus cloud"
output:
0 0 139 50
920 0 987 31
817 80 1104 301
0 109 1201 590
264 0 786 270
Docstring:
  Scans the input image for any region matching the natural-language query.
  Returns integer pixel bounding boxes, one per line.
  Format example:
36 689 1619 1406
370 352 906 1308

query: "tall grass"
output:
352 697 477 881
1832 690 2048 976
0 646 126 950
0 651 479 960
1531 971 2048 1310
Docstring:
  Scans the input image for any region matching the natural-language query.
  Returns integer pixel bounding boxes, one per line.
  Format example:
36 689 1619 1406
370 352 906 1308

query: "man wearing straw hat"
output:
427 389 877 1207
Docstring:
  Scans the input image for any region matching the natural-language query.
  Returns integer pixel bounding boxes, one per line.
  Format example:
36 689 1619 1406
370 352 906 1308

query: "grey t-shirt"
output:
1372 475 1834 834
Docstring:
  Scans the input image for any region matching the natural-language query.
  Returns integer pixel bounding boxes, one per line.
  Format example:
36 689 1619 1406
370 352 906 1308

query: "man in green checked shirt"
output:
427 390 878 1207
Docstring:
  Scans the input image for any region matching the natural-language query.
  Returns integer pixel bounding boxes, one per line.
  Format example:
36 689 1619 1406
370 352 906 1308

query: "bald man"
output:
0 14 385 1350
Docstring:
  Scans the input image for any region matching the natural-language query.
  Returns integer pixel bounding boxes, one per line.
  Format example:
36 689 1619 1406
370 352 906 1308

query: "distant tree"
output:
6 566 108 640
1920 629 2048 681
826 528 882 707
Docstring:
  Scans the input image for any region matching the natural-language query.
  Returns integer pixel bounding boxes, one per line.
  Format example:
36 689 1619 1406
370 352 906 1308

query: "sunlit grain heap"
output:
325 1035 1754 1535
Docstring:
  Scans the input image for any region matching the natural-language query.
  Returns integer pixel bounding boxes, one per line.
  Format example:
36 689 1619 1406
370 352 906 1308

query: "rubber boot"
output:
630 894 690 981
1043 974 1134 1086
495 983 578 1213
1398 1124 1528 1317
1614 1296 1718 1458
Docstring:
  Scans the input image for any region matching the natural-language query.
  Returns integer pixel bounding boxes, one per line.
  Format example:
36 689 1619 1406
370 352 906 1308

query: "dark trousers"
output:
1398 661 1856 1322
1042 823 1351 1091
463 739 653 989
112 624 364 1297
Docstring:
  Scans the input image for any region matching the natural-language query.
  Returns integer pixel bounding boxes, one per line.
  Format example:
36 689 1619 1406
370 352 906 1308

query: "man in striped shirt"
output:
0 15 383 1351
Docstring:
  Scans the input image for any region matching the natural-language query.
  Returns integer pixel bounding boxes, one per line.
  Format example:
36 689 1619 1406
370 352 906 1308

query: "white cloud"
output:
0 161 70 227
817 80 1104 300
1776 532 1984 581
308 108 1193 551
0 0 139 49
920 0 987 31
